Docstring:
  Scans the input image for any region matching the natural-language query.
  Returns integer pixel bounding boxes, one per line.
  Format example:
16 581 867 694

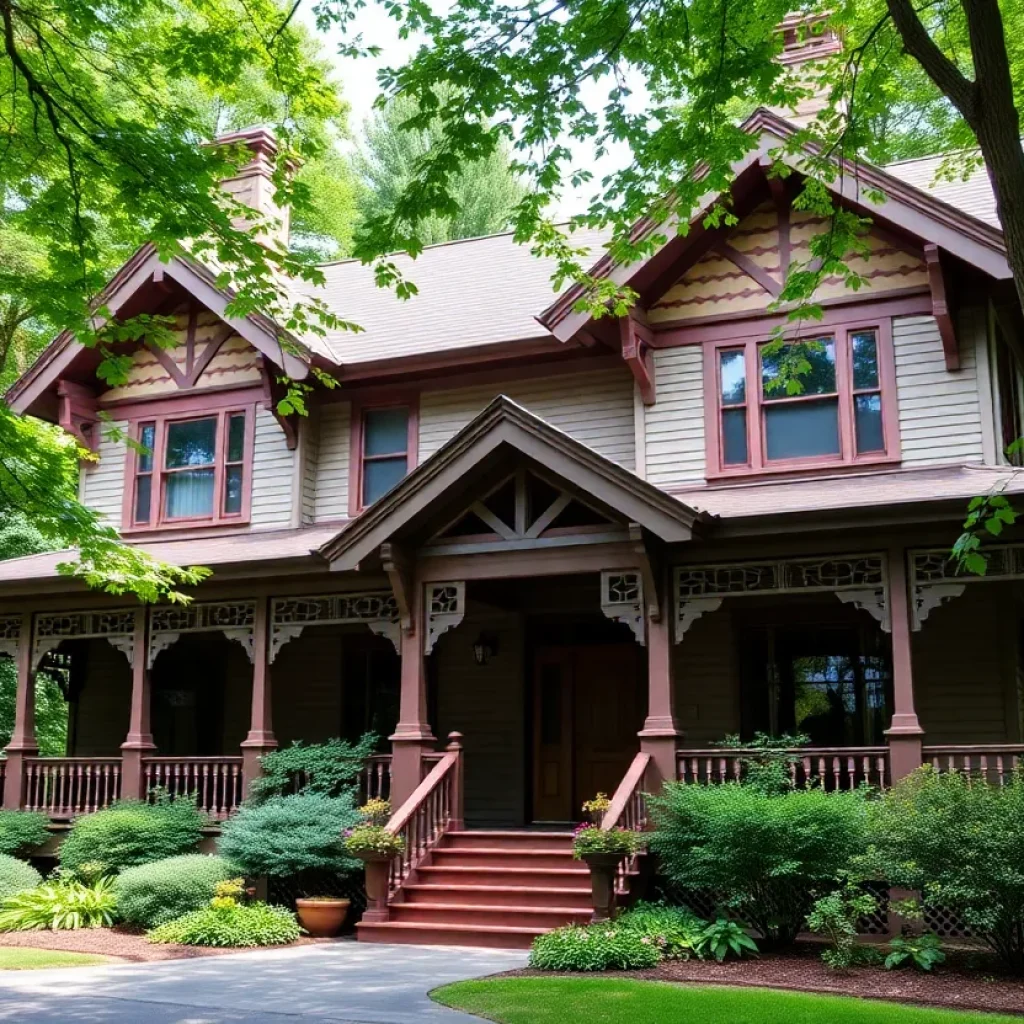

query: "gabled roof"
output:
320 395 701 570
7 245 312 416
540 108 1011 343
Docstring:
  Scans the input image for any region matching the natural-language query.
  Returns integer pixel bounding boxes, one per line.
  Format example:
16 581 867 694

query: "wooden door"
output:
532 649 573 822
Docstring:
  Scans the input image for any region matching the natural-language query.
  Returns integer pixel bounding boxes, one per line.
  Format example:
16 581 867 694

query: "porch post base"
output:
2 746 37 810
885 720 924 783
389 732 436 809
638 726 682 794
120 738 156 801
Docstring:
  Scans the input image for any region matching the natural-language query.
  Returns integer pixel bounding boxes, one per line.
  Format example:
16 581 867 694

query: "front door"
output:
531 645 643 822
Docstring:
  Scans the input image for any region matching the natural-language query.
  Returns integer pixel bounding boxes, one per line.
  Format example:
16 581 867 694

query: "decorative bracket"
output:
425 582 466 655
912 583 965 631
835 587 890 632
0 615 21 661
924 244 959 371
600 570 646 646
675 597 723 641
56 380 99 454
381 543 415 636
619 310 656 405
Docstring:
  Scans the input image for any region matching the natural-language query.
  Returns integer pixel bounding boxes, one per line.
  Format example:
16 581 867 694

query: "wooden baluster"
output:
979 755 989 786
831 756 840 791
80 764 89 814
996 755 1005 786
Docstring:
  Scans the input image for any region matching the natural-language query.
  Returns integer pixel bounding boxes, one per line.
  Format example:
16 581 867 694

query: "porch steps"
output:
356 830 591 949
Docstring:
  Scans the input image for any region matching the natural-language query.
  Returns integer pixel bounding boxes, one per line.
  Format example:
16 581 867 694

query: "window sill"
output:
122 517 250 538
706 453 901 486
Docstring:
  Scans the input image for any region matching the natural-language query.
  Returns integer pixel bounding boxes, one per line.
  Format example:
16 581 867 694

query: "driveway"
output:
0 942 527 1023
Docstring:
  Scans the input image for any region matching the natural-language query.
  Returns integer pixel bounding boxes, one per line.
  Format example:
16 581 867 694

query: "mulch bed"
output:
0 926 342 963
507 944 1024 1017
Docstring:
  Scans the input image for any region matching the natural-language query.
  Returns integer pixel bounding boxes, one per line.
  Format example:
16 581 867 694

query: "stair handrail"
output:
384 732 464 893
599 751 651 895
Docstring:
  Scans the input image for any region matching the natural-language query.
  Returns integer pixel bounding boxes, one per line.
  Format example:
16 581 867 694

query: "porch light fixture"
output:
472 632 498 666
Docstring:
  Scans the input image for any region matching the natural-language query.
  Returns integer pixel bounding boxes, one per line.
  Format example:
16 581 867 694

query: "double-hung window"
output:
130 408 251 529
708 320 898 477
354 404 416 511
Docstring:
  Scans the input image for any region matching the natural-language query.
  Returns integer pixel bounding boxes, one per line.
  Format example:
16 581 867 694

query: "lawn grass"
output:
0 948 114 970
432 978 1023 1024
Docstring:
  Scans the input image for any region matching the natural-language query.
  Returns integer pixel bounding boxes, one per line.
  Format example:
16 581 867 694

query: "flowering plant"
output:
209 877 246 910
581 793 611 821
344 824 404 859
357 798 392 826
572 824 640 859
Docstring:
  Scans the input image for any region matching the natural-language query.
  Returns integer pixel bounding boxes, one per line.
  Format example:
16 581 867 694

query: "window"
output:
708 320 897 477
355 404 415 510
129 408 251 529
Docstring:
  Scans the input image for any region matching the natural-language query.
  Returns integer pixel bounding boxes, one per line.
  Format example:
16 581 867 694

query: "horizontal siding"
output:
250 408 295 529
301 416 318 525
894 314 984 465
418 368 636 469
81 421 128 530
646 347 705 487
314 402 351 522
672 608 740 743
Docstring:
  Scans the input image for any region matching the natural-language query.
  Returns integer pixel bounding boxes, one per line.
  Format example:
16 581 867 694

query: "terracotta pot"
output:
295 897 351 937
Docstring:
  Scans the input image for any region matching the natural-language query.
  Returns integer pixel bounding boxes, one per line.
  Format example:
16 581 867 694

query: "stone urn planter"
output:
295 897 351 937
350 850 395 924
581 852 624 923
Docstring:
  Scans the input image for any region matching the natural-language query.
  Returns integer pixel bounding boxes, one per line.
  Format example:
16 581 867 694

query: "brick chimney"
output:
772 14 844 127
214 126 291 249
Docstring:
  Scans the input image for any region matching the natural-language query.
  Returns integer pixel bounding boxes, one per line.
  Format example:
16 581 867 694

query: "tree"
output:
0 0 357 601
353 90 526 245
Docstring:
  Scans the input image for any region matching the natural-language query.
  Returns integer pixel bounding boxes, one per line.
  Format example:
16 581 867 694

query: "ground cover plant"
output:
115 854 238 929
0 878 116 931
528 924 661 972
59 796 206 875
615 902 705 961
0 812 49 859
431 978 1024 1024
0 856 41 903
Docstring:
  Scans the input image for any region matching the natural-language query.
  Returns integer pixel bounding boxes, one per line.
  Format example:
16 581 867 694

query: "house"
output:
1 32 1022 947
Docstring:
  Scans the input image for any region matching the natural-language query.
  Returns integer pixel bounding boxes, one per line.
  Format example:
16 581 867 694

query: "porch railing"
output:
24 757 122 818
600 751 651 895
923 744 1024 785
142 756 243 821
677 747 890 790
359 755 393 804
385 734 464 894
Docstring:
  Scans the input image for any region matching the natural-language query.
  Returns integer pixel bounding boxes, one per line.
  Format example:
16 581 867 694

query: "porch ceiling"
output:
321 395 704 571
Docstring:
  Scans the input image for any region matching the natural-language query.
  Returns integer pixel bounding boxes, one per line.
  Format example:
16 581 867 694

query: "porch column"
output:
241 597 277 790
3 614 37 809
638 572 682 791
389 581 436 809
121 608 156 800
886 546 924 781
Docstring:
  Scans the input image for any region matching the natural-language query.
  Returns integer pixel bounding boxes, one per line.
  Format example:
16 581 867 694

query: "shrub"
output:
884 934 946 972
528 924 661 971
59 796 206 875
147 902 300 947
0 855 42 902
694 919 759 962
865 767 1024 974
616 901 705 960
807 878 881 970
648 780 868 947
0 811 50 858
0 878 116 931
218 793 362 892
249 735 378 804
116 855 238 928
572 825 640 859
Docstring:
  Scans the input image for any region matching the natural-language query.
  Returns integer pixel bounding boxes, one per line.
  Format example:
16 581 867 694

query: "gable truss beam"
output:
715 242 783 298
619 309 656 406
924 245 960 370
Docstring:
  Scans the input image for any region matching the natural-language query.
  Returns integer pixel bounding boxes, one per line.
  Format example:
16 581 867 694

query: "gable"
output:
649 201 929 324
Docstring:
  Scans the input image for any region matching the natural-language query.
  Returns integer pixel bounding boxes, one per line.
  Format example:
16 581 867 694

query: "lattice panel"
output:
857 881 890 936
33 609 136 667
425 582 466 655
913 544 1024 584
148 600 256 668
0 615 20 660
924 903 978 941
270 592 401 660
600 571 645 646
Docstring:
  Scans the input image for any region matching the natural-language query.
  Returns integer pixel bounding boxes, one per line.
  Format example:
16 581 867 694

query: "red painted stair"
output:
356 830 591 949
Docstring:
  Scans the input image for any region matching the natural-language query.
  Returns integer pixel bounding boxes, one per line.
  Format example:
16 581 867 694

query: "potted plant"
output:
581 792 611 825
572 824 641 922
344 823 405 924
294 894 352 937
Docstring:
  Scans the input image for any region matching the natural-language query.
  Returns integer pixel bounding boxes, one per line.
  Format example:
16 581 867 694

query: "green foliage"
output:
0 856 42 902
147 901 300 947
249 735 377 803
59 797 206 875
0 812 50 858
807 878 881 970
715 732 810 795
648 780 868 947
528 923 661 972
694 919 759 962
884 934 946 972
115 855 238 929
572 826 641 859
616 902 706 961
217 793 362 888
864 767 1024 973
343 825 404 858
0 878 116 931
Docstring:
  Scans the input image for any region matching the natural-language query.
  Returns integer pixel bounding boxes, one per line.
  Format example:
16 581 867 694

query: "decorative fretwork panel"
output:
599 571 645 645
0 615 21 661
33 609 136 668
270 592 401 660
148 600 256 668
425 582 466 654
674 555 888 641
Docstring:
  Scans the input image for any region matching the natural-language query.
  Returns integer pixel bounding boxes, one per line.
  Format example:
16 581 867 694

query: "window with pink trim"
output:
707 320 899 477
129 408 252 529
353 404 417 511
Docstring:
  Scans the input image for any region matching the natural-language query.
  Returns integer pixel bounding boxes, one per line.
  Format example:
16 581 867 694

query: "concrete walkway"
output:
0 942 528 1023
